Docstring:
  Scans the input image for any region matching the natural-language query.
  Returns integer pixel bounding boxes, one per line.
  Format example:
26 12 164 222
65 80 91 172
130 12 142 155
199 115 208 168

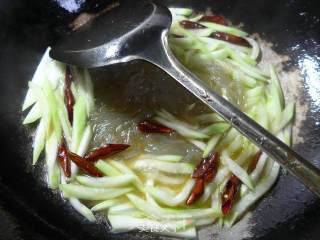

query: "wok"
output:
0 0 319 239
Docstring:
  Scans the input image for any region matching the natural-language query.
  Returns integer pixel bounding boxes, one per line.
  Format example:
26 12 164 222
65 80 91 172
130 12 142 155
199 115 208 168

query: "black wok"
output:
0 0 319 239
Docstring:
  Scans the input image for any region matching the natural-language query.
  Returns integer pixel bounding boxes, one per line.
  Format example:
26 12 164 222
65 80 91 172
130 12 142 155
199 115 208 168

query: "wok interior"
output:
0 0 319 240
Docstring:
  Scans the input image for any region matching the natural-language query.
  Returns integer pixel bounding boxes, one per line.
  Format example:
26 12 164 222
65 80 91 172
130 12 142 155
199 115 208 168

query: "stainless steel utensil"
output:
50 0 320 196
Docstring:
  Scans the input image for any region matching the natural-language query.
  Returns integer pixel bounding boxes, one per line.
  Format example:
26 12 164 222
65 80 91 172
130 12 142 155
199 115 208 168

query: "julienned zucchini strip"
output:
21 6 295 238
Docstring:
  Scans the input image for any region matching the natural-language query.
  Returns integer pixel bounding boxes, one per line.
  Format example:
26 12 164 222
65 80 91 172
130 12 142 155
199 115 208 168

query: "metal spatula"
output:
50 0 320 196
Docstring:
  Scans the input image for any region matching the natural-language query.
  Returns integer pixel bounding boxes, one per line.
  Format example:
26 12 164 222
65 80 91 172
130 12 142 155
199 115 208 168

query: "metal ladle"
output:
50 0 320 196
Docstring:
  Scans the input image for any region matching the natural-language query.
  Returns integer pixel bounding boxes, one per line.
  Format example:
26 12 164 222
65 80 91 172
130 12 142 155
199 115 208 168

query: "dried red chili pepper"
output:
57 139 71 178
186 178 205 205
221 151 262 215
209 32 251 47
64 65 75 124
192 152 219 181
186 152 219 205
85 144 130 162
68 152 103 177
221 175 241 215
248 151 262 174
180 20 205 29
138 120 174 134
200 15 227 25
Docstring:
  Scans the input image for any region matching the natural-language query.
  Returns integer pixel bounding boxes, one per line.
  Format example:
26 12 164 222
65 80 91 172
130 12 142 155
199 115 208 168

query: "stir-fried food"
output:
22 7 295 238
